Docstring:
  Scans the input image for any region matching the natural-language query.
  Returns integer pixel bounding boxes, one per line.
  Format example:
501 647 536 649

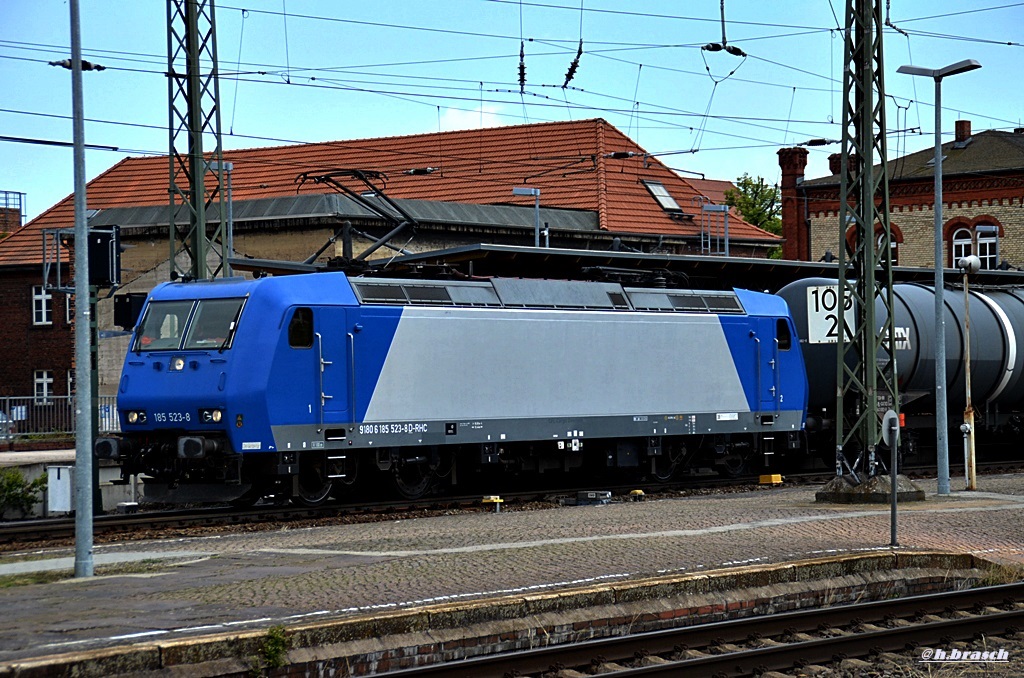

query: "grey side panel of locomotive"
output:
271 406 803 452
364 307 750 421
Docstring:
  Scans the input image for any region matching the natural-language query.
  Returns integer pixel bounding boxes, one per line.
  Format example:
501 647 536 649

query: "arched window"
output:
844 222 902 265
952 227 973 266
945 216 1003 270
875 232 898 265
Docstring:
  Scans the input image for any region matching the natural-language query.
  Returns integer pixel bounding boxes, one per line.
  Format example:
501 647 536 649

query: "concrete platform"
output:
0 449 135 517
0 449 76 468
1 473 1023 675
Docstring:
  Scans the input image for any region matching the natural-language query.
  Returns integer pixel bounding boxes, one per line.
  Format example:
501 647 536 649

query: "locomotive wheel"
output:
391 462 435 500
294 453 333 507
717 450 749 478
648 451 678 482
228 487 263 508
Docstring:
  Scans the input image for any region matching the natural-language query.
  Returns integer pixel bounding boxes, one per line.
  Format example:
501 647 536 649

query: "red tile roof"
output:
2 118 776 266
688 178 737 206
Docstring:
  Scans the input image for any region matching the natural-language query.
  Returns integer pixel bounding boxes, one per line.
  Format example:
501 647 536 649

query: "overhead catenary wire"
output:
4 0 1021 219
562 0 584 88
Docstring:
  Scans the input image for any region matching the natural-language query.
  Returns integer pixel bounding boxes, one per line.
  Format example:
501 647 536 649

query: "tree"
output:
724 174 781 236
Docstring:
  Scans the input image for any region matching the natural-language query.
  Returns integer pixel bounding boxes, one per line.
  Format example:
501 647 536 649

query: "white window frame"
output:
34 369 54 405
951 228 973 267
640 180 682 212
875 232 898 266
67 370 76 396
975 226 999 270
32 285 52 326
66 293 74 325
951 226 999 270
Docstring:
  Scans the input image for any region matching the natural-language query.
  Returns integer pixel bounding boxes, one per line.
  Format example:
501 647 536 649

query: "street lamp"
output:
512 186 541 247
958 254 981 490
896 59 981 496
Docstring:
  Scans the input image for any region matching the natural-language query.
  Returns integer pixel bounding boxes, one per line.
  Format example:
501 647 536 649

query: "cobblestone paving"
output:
0 474 1022 663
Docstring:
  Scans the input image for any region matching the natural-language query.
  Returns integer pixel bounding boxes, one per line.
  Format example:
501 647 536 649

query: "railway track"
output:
2 462 1020 550
0 469 782 549
384 583 1024 677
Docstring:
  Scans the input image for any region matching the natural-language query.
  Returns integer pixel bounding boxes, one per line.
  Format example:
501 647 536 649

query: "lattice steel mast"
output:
167 0 226 280
835 0 899 479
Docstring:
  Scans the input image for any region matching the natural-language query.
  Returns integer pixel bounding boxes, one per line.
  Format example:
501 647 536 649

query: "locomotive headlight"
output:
171 356 185 372
199 408 224 424
126 410 147 424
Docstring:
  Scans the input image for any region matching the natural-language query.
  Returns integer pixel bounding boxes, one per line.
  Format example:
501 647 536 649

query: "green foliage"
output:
258 625 290 670
0 469 47 518
724 173 782 236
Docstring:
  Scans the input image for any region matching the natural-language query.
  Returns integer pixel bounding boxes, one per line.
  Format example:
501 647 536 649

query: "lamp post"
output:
512 186 541 247
958 254 981 490
896 59 981 496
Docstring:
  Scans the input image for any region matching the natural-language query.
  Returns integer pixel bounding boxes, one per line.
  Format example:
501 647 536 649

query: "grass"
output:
0 557 184 588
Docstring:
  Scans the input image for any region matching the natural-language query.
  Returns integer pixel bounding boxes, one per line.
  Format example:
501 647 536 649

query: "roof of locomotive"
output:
147 271 359 307
145 271 793 319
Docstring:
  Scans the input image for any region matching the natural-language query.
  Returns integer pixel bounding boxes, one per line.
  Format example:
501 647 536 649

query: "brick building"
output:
778 121 1024 268
0 191 25 241
3 118 779 394
0 198 73 401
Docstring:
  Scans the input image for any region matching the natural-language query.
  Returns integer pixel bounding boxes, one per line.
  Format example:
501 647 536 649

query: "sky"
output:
1 0 1022 223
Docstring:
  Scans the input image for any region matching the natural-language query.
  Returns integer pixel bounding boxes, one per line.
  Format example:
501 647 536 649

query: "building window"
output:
34 370 54 405
952 227 972 265
641 180 682 213
975 225 1000 270
66 294 74 325
951 225 999 270
844 222 902 265
67 370 76 396
875 233 898 266
32 286 52 325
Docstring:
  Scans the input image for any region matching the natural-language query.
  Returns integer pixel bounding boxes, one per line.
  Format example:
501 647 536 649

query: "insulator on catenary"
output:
519 41 526 93
562 39 583 88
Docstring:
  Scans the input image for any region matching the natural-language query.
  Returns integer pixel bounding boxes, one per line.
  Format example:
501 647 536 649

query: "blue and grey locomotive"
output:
96 272 809 505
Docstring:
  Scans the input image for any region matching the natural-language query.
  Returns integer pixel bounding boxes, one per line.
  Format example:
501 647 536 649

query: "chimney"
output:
828 152 857 176
955 119 971 143
777 147 809 261
828 153 842 176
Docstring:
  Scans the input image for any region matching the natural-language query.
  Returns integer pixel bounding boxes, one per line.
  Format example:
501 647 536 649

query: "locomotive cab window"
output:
776 319 792 351
135 300 194 351
288 307 314 349
183 298 245 350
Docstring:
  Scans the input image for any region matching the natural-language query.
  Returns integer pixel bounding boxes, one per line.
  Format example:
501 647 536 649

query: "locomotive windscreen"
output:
134 298 245 351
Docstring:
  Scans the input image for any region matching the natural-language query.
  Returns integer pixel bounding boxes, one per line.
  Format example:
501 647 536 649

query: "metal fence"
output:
0 395 120 438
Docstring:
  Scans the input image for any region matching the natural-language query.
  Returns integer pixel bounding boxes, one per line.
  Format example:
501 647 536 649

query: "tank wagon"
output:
97 272 808 505
778 278 1024 461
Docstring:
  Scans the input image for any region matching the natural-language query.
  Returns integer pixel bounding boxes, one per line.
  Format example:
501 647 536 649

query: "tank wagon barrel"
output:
779 277 1024 431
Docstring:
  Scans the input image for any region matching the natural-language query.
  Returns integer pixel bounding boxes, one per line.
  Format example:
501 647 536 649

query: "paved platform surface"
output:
1 474 1023 665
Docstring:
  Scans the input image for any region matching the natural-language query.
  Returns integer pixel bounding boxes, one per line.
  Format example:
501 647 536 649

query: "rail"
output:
0 395 120 439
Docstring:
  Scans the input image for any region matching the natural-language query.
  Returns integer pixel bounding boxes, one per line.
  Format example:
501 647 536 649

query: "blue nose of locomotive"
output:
110 282 253 458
